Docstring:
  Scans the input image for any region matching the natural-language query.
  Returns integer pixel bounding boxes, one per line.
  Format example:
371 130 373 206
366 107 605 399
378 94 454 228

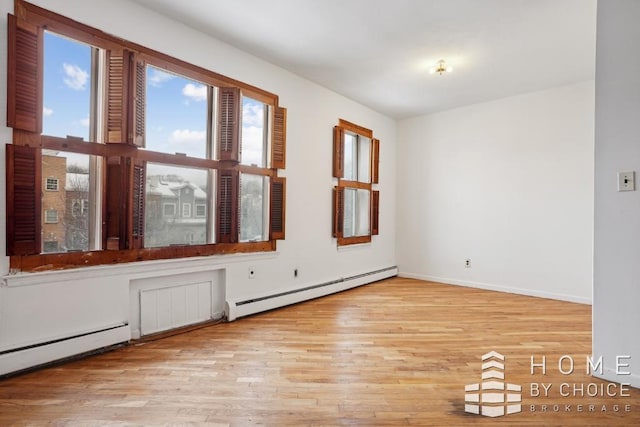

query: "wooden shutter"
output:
333 126 344 178
371 138 380 184
332 186 344 238
218 87 240 162
132 57 146 147
130 161 145 248
7 14 43 133
270 177 286 240
105 50 128 143
271 106 286 169
371 190 380 236
216 169 239 243
6 144 41 255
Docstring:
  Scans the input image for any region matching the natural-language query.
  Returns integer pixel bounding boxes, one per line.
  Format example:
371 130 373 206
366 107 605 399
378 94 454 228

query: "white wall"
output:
397 81 594 303
0 0 396 372
593 0 640 387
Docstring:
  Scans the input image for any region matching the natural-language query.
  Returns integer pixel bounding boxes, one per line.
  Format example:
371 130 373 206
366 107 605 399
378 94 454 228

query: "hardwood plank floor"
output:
0 277 638 426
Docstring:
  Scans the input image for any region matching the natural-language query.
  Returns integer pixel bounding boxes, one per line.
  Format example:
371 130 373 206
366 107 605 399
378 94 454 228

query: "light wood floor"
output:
0 277 638 426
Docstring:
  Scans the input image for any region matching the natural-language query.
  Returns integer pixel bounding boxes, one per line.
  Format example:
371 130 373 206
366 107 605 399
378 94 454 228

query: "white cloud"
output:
167 129 206 157
148 68 175 87
243 102 264 128
80 116 90 127
43 106 53 117
182 83 207 102
63 63 89 90
241 126 264 166
169 129 206 144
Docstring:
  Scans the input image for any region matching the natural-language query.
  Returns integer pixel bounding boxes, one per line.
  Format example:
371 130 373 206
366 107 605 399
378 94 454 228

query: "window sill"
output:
2 250 279 288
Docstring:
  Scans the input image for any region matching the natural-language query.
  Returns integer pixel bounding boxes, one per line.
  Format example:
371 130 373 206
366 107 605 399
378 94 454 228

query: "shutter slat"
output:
371 190 380 236
332 186 344 238
133 59 145 146
333 126 344 178
6 144 41 255
271 106 286 169
7 14 43 133
218 87 240 161
217 170 238 243
132 163 145 241
106 50 128 143
270 177 286 240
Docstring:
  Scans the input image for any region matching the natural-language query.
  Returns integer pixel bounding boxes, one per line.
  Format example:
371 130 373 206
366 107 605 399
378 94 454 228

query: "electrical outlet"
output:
465 259 471 268
248 267 255 279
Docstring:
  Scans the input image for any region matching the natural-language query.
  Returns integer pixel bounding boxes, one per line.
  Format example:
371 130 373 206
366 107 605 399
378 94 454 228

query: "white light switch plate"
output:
618 171 635 191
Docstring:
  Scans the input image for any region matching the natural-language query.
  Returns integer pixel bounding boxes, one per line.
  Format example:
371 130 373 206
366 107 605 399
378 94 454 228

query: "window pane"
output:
343 133 357 181
241 97 267 167
358 136 371 183
145 163 209 247
343 188 370 238
41 150 91 253
240 173 268 242
146 65 208 158
43 31 93 141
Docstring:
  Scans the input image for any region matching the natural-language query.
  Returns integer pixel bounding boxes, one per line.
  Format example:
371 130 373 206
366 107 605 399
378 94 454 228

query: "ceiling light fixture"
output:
429 59 453 75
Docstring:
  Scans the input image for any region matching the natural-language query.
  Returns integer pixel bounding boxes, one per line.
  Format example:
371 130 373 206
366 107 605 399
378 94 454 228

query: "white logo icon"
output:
465 351 522 417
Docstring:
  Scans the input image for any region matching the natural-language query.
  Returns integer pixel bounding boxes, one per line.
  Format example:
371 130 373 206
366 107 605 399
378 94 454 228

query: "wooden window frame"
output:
5 0 287 272
332 119 380 246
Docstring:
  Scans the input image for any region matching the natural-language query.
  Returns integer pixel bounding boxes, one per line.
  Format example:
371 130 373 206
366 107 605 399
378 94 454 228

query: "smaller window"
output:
182 203 191 218
44 209 59 223
195 204 206 217
163 203 176 217
46 178 59 191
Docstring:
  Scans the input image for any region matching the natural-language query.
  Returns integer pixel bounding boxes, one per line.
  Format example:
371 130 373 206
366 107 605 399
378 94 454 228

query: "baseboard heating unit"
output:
0 324 130 377
225 266 397 321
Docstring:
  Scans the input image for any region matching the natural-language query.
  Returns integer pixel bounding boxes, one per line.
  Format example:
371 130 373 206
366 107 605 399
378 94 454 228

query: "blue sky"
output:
43 31 266 176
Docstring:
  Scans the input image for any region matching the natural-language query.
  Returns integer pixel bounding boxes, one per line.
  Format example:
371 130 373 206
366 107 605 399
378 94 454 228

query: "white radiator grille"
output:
140 281 213 336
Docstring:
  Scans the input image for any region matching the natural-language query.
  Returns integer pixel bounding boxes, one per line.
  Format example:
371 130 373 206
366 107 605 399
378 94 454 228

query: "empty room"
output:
1 0 639 425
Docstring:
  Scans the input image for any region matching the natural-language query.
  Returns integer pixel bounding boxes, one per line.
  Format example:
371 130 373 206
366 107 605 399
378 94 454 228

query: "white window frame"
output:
44 209 59 223
45 177 59 191
195 204 206 218
182 203 192 218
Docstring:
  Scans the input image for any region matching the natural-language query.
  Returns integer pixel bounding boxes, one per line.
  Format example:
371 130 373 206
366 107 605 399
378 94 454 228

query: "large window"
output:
5 1 287 271
332 119 380 246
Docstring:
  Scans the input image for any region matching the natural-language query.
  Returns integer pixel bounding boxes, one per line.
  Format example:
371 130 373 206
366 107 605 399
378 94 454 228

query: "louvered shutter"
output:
132 58 146 146
371 138 380 184
216 170 239 243
333 126 344 178
131 161 145 248
371 190 379 236
105 50 128 143
332 186 344 238
6 144 41 255
7 14 43 133
218 87 240 162
270 177 286 240
271 106 286 169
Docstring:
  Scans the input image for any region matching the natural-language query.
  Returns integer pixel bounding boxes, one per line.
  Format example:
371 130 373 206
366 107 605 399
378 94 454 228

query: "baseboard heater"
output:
0 323 130 377
225 266 398 321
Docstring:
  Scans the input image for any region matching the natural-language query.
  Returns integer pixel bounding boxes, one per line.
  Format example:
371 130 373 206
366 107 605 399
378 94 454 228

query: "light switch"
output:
618 171 635 192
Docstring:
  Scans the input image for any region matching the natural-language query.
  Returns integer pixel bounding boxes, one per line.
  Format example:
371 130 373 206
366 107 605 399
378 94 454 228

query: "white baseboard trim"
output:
226 267 398 321
0 324 130 376
398 272 592 305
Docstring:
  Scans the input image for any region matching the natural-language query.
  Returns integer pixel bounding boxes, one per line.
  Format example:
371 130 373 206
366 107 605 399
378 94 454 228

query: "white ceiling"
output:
130 0 596 119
